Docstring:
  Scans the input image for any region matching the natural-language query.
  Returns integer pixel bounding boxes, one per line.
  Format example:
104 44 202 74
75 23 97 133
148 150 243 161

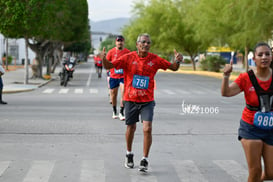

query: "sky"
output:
88 0 136 22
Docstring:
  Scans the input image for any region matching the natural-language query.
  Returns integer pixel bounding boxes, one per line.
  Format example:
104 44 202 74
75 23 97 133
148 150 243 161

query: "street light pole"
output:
5 38 8 70
24 38 29 84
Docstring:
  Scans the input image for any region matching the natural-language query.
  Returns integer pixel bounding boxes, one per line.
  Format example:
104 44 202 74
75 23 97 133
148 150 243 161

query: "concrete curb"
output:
3 78 54 94
160 69 238 81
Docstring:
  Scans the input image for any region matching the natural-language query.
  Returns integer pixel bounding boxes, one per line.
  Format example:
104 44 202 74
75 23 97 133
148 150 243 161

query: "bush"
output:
183 59 191 64
200 56 226 72
2 56 13 64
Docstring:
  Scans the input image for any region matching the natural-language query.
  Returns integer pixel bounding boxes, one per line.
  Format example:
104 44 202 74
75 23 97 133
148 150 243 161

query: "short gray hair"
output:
136 33 150 42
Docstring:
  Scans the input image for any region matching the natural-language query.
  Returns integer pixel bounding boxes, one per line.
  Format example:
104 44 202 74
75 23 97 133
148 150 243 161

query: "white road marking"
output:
75 88 84 94
213 160 248 182
42 89 55 94
23 160 55 182
172 160 208 182
80 160 105 182
0 161 10 176
59 88 69 94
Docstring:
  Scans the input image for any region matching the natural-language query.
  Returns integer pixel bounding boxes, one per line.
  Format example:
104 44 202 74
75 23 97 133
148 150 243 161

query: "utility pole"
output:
24 38 29 84
5 38 8 70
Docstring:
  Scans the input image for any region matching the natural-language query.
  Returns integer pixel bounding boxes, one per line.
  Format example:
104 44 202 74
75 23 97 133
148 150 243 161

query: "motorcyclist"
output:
61 56 76 78
59 56 76 86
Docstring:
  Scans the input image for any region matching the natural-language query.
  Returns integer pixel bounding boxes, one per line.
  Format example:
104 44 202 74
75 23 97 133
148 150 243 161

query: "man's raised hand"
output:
174 49 183 62
223 57 233 76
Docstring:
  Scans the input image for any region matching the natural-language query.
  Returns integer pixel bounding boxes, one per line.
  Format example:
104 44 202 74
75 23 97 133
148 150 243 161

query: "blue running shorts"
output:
238 119 273 146
109 78 124 89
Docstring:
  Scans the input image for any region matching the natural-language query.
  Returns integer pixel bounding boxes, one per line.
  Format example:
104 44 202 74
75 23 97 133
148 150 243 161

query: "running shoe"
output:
139 158 148 172
112 112 118 119
119 113 125 121
124 153 134 168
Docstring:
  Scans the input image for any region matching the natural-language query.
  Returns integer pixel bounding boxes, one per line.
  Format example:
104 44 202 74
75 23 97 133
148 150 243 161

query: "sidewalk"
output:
2 65 61 94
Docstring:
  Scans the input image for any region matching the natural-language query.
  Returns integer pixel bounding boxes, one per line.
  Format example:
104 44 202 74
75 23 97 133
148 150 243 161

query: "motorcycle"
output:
59 57 76 87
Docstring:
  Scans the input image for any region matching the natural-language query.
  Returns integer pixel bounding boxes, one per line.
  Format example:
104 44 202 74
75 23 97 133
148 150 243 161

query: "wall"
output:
0 34 35 65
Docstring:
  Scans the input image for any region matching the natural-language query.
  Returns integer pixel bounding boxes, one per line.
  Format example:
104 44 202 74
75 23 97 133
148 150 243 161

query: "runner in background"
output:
95 54 103 78
106 35 130 120
106 70 112 104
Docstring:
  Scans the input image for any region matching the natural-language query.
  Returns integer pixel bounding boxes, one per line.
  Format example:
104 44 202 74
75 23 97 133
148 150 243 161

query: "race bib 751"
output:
132 75 149 89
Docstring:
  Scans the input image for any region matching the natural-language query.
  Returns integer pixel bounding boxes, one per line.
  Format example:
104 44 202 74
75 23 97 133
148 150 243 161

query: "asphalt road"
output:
0 61 248 182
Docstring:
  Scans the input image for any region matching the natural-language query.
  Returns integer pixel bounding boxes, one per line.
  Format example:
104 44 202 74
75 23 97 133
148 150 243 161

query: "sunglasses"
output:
138 40 151 45
116 39 124 42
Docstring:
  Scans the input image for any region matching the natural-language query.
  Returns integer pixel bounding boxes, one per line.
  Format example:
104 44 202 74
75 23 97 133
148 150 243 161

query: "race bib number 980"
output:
253 112 273 130
132 75 149 89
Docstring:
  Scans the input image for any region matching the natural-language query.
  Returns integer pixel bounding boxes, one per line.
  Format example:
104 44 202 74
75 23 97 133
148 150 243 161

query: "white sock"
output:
126 151 133 155
142 157 148 161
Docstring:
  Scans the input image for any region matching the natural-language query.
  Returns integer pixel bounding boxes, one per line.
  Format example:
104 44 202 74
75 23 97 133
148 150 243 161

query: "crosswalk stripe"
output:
42 88 54 94
176 90 190 95
59 88 69 94
41 88 220 96
75 88 83 94
0 161 10 176
213 160 248 182
80 160 105 182
172 160 209 182
90 89 98 94
162 89 175 95
192 90 205 94
23 160 55 182
0 159 250 181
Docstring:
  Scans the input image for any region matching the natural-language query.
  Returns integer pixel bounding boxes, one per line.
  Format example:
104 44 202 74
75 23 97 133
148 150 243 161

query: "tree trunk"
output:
27 39 51 78
191 59 196 71
51 45 63 73
244 46 249 72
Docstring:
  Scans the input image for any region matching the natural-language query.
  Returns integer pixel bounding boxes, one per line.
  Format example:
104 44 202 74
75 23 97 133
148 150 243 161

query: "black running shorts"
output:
124 101 156 125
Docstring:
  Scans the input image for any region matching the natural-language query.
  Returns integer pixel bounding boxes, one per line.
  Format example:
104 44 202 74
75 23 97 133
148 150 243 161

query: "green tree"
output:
224 0 273 71
123 0 203 70
191 0 273 71
99 36 116 52
28 0 90 76
0 0 90 79
0 0 47 82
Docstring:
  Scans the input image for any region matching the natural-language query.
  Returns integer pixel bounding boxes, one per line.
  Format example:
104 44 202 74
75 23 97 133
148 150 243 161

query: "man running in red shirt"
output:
101 33 183 172
94 54 103 78
106 35 130 120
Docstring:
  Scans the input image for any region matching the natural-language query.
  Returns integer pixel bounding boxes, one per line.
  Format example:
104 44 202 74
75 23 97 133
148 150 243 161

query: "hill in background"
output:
90 18 130 50
90 18 130 35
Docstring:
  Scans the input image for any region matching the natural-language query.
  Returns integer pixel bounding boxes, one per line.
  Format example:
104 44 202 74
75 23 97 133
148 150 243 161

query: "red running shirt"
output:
95 56 102 67
234 72 273 125
112 51 171 102
106 47 130 79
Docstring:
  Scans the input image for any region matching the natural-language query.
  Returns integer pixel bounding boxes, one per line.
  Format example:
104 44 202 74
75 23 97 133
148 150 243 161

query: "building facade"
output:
0 34 35 65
